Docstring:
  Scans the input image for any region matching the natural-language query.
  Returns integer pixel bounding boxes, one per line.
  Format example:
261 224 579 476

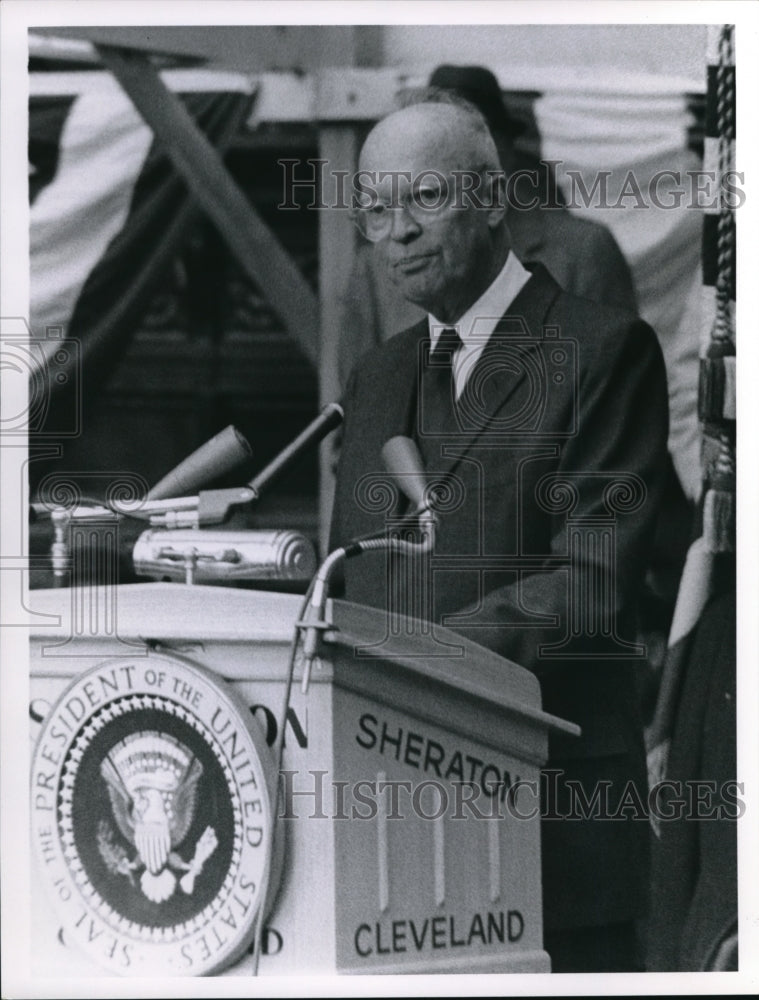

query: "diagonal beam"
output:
96 44 319 364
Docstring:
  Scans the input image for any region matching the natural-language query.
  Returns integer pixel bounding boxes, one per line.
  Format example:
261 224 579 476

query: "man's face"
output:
357 106 503 322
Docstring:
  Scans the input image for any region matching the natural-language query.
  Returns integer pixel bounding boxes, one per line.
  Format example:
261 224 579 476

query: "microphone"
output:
247 402 343 499
134 404 343 529
380 436 431 512
298 433 437 692
147 425 253 501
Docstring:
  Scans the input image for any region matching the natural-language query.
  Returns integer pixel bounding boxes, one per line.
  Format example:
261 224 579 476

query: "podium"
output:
28 583 579 976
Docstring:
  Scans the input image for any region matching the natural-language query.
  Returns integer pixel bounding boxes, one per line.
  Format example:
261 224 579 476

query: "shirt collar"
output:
428 251 531 348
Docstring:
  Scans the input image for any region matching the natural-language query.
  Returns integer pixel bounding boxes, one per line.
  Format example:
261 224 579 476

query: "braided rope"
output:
714 24 735 342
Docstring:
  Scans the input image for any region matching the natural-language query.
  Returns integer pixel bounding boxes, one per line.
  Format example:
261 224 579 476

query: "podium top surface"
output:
29 582 304 641
28 583 580 737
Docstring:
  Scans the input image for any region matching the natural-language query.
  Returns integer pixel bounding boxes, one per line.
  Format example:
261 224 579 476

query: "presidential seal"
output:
31 653 278 976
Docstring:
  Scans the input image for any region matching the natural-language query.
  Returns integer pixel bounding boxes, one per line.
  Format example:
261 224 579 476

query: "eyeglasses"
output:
350 167 498 243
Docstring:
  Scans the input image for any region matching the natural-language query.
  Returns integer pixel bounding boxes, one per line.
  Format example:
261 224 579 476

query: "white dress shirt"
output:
428 252 531 399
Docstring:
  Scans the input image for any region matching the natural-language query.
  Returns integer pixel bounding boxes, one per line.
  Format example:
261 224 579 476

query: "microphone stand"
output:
33 405 345 582
296 504 438 694
296 434 440 691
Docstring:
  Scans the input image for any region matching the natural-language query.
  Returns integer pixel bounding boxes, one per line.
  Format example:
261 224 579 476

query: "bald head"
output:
353 100 510 323
360 101 501 177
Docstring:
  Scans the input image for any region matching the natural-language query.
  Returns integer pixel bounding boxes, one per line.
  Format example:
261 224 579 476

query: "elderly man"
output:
337 65 638 390
329 96 669 972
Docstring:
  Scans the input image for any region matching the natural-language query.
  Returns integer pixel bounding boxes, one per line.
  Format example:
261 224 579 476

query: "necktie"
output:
416 327 462 467
431 326 463 369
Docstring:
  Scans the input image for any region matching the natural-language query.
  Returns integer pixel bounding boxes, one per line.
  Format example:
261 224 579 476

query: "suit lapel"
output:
347 265 562 493
343 319 427 521
432 264 562 481
375 318 427 439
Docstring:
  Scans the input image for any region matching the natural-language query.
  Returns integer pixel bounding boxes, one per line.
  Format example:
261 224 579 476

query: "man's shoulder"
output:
517 260 636 327
344 318 427 394
548 280 647 336
544 279 664 378
512 260 656 363
548 279 637 324
383 316 429 351
514 210 636 312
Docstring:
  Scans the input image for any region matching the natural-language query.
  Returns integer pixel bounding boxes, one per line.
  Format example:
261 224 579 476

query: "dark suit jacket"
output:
337 207 637 390
330 264 669 931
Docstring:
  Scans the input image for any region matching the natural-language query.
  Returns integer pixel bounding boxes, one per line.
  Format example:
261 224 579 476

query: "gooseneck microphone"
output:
147 425 253 501
247 402 343 499
298 434 439 691
380 435 432 512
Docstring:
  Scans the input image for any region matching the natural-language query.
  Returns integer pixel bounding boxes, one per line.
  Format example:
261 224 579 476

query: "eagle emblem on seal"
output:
97 731 218 903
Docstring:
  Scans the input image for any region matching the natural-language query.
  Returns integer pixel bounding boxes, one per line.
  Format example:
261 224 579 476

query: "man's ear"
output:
486 170 507 228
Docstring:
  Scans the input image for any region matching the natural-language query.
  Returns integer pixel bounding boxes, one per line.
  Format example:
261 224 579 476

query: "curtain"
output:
28 68 254 441
531 89 704 502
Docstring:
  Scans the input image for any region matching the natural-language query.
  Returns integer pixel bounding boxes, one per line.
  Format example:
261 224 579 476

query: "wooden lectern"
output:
28 583 579 976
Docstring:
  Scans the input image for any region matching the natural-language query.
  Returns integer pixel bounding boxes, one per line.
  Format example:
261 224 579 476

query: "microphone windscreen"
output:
381 436 428 508
147 426 252 501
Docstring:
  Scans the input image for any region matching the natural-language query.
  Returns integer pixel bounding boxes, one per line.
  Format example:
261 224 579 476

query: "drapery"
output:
29 69 254 436
530 89 704 502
